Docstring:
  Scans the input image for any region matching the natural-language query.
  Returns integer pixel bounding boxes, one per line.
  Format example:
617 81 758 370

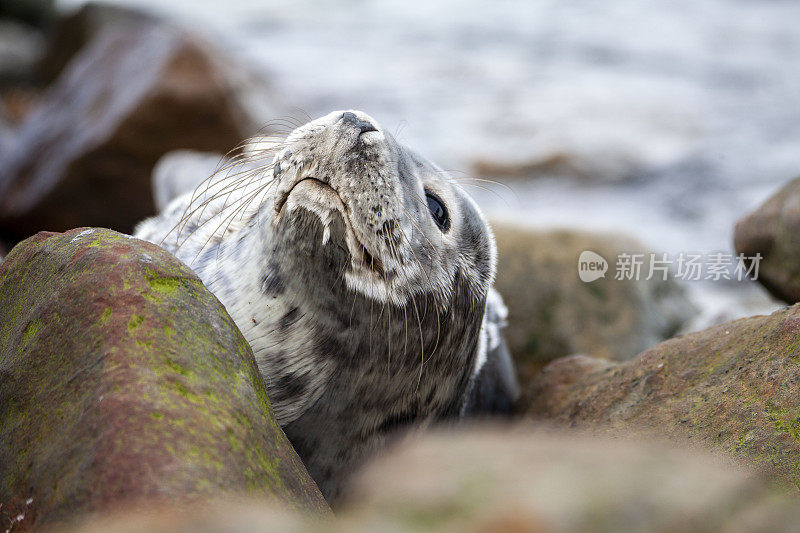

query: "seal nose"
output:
341 112 377 134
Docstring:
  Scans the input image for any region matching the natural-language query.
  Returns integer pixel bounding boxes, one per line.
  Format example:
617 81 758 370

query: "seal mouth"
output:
276 177 385 278
274 177 331 214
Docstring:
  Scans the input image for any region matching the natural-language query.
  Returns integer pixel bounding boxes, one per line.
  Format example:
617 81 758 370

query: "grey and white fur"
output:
135 110 518 501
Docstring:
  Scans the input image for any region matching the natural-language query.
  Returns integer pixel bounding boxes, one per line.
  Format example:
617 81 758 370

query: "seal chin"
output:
276 177 388 284
275 177 343 220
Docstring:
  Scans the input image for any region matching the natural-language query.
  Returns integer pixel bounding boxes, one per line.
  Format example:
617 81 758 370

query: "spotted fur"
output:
135 110 518 501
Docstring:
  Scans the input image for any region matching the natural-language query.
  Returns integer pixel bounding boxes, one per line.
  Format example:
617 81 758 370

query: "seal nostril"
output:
341 111 377 134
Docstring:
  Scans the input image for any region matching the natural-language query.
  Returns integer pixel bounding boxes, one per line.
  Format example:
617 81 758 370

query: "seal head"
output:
271 110 494 306
135 110 512 501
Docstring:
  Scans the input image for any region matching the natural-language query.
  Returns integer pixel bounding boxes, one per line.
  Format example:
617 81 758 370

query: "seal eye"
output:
425 190 450 232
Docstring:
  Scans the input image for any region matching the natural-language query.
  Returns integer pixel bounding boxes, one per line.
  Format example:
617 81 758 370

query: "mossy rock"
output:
493 225 695 385
0 228 328 529
735 175 800 304
523 304 800 492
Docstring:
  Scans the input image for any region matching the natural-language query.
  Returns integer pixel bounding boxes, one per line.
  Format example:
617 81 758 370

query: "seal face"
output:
136 110 513 500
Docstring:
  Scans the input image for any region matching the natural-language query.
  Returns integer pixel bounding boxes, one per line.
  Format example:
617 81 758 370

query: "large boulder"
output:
35 3 286 130
523 304 800 491
0 23 250 244
36 2 157 84
340 427 800 532
493 225 695 384
734 176 800 304
0 228 328 529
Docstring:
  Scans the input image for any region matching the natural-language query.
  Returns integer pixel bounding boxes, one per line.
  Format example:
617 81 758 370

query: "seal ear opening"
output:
425 190 451 232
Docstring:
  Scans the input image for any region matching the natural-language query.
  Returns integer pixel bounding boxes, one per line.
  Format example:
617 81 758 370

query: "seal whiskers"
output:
135 110 519 501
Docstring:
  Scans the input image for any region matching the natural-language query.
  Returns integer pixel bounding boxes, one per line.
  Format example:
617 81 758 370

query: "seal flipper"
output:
462 333 519 415
461 288 520 416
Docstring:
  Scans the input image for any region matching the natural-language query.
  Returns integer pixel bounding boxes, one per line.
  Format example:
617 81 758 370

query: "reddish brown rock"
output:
0 24 250 244
0 228 328 530
523 305 800 491
734 175 800 304
37 2 156 84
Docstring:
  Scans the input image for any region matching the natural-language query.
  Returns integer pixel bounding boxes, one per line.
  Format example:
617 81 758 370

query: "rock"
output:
0 228 328 529
53 499 320 533
492 225 695 385
472 150 638 183
0 18 45 86
340 426 800 532
41 2 287 129
734 176 800 304
53 426 800 532
0 23 251 245
36 2 157 84
523 304 800 491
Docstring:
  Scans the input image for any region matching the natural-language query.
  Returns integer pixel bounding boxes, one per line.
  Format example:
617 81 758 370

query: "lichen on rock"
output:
523 304 800 492
0 227 328 529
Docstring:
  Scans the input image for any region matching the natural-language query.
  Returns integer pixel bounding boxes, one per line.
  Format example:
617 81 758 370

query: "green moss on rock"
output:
0 228 328 529
523 304 800 492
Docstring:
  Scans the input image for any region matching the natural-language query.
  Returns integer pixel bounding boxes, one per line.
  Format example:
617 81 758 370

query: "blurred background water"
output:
52 0 800 320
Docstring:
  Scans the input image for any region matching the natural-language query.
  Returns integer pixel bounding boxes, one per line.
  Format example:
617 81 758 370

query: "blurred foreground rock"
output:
492 225 695 385
0 21 251 244
53 500 318 533
524 304 800 491
735 175 800 304
341 427 799 532
53 427 800 532
0 228 328 529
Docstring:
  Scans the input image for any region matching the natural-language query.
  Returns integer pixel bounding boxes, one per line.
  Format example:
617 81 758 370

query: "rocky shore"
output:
2 2 800 531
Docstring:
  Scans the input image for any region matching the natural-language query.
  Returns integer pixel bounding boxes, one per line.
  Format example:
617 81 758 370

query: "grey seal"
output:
135 110 518 501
